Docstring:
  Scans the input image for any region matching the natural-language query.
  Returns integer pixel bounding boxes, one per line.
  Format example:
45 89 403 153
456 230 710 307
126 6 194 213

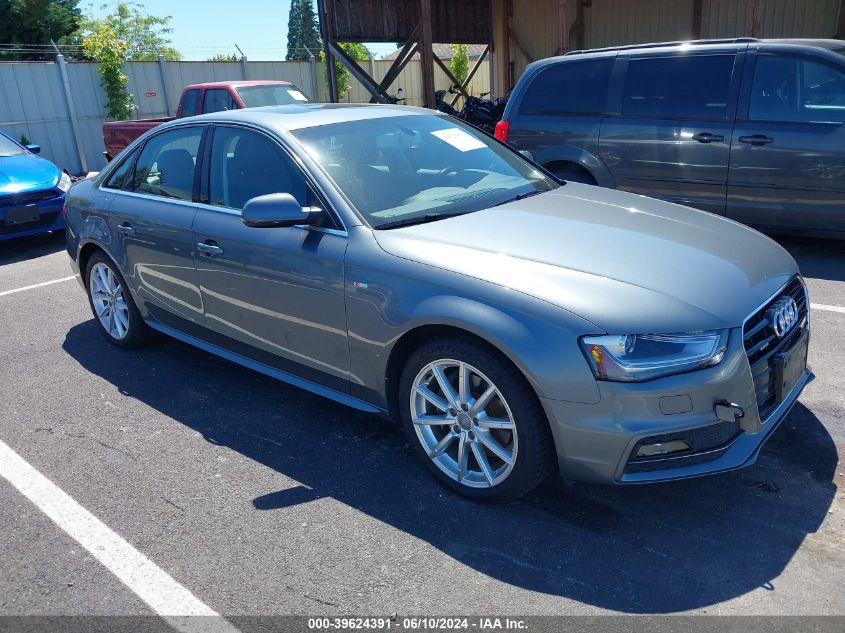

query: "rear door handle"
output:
692 132 725 143
116 223 135 236
739 134 774 146
196 240 223 256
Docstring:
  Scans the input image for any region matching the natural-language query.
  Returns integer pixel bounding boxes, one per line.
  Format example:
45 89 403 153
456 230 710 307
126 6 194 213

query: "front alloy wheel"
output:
399 335 554 502
411 359 517 488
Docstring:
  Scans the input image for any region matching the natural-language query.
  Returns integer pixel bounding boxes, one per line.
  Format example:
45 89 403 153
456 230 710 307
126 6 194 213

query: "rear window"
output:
518 58 614 116
179 89 200 117
622 54 735 120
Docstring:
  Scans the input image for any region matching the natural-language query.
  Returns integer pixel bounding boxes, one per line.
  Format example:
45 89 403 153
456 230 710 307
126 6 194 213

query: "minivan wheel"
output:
85 253 150 348
398 336 555 502
552 164 597 185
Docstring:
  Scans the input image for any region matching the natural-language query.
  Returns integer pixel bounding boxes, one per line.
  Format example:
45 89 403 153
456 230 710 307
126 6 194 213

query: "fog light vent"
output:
636 440 691 458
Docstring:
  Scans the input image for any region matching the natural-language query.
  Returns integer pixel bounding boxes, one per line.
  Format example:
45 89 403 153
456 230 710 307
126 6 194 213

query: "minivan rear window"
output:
518 58 614 116
622 54 735 120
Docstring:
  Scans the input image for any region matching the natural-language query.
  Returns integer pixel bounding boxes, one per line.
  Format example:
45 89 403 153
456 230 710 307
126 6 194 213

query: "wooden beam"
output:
418 0 436 108
316 0 338 102
449 45 489 106
501 0 511 92
328 41 390 103
837 0 845 38
749 0 762 37
692 0 703 39
509 26 534 64
558 0 570 55
369 24 420 102
433 54 470 100
572 0 585 51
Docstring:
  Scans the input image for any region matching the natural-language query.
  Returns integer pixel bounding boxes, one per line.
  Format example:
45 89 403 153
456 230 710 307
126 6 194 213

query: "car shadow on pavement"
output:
0 231 66 265
775 235 845 283
63 323 839 614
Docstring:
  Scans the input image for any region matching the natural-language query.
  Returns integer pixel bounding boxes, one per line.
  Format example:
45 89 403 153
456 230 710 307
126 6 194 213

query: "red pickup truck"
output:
102 80 310 160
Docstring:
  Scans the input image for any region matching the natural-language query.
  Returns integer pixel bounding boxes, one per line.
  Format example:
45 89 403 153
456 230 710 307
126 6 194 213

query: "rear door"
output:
728 48 845 234
599 49 742 215
104 125 206 325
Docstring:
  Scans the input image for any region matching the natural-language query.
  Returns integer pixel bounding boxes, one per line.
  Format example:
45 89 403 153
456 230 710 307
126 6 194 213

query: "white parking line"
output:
811 302 845 315
0 439 239 631
0 275 75 298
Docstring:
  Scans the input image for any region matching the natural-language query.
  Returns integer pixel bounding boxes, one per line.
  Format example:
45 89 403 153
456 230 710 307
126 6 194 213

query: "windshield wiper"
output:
375 211 471 230
492 189 545 207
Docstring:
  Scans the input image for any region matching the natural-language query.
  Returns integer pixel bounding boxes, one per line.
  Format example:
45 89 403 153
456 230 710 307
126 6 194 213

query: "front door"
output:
728 52 845 234
599 52 740 215
192 126 350 391
104 125 205 325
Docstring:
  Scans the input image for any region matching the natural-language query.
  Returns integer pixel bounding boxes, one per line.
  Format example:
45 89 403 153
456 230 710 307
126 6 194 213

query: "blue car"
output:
0 131 71 241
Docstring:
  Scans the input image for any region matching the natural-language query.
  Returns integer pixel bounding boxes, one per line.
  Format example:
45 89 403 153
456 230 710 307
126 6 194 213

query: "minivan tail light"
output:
494 120 509 142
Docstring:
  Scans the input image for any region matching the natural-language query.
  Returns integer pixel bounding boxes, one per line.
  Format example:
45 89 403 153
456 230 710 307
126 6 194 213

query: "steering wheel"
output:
438 166 462 178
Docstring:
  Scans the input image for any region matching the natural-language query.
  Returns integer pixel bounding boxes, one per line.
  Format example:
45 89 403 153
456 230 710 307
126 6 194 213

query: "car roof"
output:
184 80 294 89
170 103 435 132
561 37 844 58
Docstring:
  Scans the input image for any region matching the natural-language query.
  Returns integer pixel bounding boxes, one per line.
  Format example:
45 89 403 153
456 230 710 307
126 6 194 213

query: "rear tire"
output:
398 335 555 502
85 252 150 349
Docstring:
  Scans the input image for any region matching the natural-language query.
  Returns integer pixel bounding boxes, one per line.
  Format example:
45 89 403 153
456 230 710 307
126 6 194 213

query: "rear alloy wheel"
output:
85 253 150 348
399 336 554 502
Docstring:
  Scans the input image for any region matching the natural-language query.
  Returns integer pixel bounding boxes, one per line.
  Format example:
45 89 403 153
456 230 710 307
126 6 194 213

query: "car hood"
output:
372 184 799 333
0 154 60 194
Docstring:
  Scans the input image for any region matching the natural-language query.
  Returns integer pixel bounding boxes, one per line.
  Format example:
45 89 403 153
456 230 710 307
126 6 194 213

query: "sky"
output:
88 0 398 61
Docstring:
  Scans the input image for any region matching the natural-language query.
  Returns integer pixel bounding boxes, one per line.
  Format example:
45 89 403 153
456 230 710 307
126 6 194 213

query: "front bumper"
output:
0 190 65 241
540 325 813 485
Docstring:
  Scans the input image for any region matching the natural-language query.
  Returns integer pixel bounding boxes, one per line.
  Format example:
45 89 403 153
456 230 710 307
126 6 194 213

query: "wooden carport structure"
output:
316 0 556 108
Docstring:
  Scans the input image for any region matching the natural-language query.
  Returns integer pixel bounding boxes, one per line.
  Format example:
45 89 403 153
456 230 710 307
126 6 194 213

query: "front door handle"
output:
116 223 135 236
739 134 774 146
692 132 725 143
196 241 223 256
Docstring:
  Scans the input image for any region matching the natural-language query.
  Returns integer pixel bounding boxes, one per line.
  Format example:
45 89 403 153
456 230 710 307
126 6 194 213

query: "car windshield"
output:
291 115 557 228
0 135 26 157
235 84 310 107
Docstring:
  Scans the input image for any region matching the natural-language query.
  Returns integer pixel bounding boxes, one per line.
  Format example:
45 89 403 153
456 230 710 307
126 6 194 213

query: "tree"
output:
0 0 83 60
207 53 239 62
286 0 321 61
77 2 181 61
82 20 133 119
450 44 469 87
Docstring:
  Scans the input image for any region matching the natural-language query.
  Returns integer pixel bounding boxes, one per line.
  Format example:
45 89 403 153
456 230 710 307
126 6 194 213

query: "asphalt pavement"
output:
0 231 843 620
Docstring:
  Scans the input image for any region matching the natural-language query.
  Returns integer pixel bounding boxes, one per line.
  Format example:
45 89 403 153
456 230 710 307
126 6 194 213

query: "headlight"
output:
57 172 72 192
580 330 729 382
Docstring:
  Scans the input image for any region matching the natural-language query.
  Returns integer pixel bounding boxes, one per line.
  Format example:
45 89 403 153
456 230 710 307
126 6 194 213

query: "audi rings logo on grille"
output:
767 297 800 338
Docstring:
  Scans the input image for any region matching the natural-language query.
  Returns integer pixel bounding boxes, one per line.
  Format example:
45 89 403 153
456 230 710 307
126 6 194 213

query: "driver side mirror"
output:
241 193 322 228
25 144 41 154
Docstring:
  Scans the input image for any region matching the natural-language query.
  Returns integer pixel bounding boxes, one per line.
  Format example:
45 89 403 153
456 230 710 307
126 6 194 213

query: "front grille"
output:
743 278 808 420
624 419 742 474
0 210 60 235
0 188 61 208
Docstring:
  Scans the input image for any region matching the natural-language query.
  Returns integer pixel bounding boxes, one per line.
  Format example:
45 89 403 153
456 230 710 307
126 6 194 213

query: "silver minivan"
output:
497 38 845 238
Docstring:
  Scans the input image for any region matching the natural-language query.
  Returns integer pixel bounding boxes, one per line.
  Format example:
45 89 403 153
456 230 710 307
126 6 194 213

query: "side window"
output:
103 147 140 190
131 127 203 201
750 55 845 124
518 58 614 116
179 89 200 117
202 89 237 114
208 127 312 211
622 54 735 120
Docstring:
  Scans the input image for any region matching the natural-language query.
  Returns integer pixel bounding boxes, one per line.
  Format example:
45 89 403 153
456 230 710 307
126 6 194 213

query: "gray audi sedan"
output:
65 104 812 501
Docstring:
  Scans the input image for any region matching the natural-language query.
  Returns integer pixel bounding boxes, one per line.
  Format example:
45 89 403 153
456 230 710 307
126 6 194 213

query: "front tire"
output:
85 252 150 349
398 335 555 502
